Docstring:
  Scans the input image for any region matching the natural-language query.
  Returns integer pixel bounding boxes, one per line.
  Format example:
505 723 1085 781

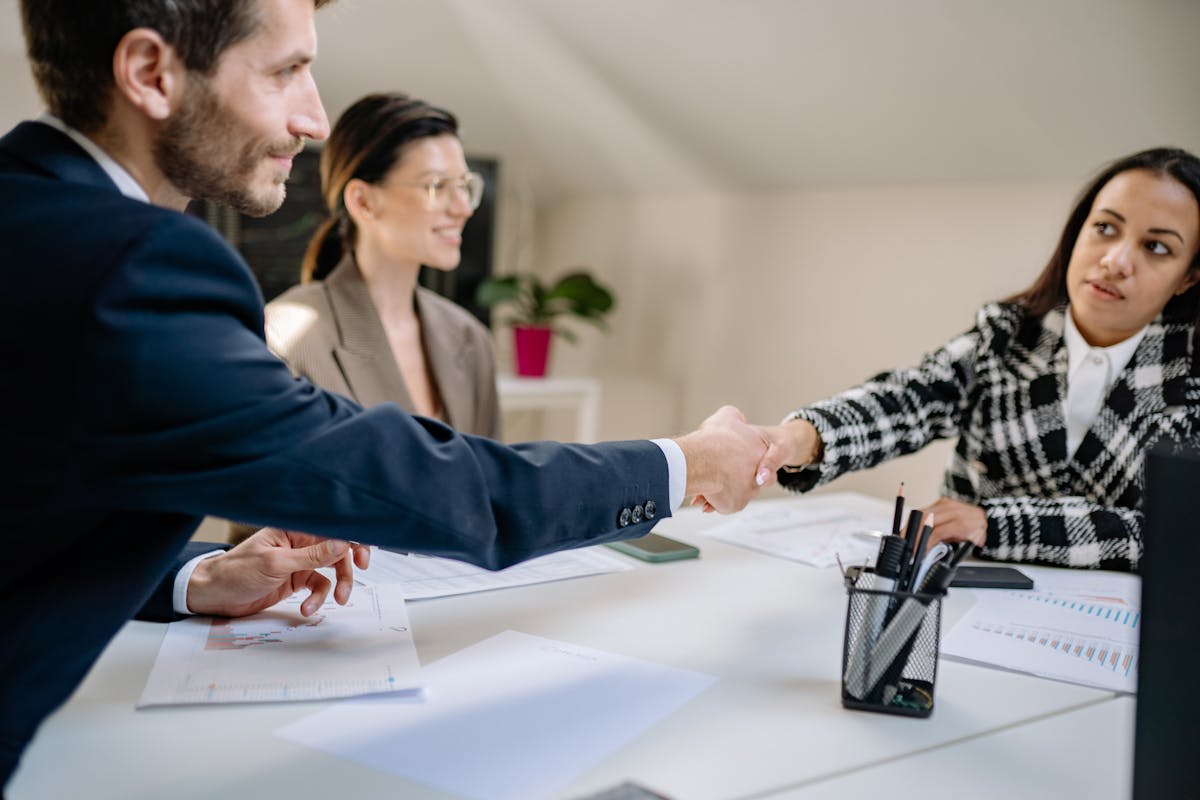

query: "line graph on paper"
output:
942 589 1140 693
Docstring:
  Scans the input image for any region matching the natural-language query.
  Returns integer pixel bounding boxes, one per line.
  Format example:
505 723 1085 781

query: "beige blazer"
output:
264 257 501 438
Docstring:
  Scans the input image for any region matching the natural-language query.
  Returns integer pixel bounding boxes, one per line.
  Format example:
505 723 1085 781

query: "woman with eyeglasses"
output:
266 92 499 438
744 147 1200 572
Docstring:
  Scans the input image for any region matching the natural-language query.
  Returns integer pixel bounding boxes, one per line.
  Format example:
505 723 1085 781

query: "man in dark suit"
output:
0 0 769 787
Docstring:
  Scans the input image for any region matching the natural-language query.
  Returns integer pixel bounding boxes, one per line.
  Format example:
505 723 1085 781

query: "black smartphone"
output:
605 533 700 563
950 565 1034 590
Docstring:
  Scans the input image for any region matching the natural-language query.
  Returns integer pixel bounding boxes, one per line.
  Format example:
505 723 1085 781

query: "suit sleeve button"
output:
618 507 632 527
644 500 657 519
631 504 644 524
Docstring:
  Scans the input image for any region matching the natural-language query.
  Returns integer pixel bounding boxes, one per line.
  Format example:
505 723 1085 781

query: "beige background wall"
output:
529 182 1076 504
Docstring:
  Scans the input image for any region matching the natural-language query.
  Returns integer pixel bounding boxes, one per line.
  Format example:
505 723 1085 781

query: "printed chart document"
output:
355 546 633 599
139 584 421 706
941 566 1142 693
277 630 716 800
702 493 889 568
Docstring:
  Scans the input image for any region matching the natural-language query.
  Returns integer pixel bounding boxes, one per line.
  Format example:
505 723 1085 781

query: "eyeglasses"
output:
396 172 485 211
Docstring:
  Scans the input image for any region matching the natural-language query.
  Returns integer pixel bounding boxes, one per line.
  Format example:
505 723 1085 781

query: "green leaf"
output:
474 277 522 307
545 273 614 314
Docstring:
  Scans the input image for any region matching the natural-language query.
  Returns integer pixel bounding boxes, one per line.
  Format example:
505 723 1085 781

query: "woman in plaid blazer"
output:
758 148 1200 571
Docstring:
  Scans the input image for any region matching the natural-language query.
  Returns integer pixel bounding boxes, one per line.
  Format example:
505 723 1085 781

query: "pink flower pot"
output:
513 325 553 377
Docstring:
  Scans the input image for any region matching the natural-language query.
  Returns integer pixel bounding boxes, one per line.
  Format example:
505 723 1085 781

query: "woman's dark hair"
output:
302 93 458 283
1008 147 1200 338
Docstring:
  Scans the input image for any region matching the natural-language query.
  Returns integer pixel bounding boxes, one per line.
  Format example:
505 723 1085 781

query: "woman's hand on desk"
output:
920 497 987 550
186 528 371 618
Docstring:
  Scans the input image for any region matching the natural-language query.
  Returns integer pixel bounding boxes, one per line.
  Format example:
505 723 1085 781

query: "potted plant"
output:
475 270 615 377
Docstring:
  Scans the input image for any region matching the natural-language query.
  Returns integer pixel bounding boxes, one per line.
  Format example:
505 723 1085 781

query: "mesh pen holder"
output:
840 565 943 718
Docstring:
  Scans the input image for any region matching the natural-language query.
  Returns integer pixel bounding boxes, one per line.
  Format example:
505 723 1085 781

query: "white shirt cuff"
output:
650 438 687 511
173 549 225 616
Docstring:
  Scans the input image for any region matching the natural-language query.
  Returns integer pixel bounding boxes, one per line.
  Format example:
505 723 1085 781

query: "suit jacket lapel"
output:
324 259 416 411
415 287 472 430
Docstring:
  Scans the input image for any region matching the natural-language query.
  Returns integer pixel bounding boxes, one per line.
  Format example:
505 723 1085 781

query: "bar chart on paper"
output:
941 590 1140 693
138 585 423 706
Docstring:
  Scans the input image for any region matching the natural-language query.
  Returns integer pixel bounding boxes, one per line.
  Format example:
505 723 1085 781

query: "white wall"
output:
532 180 1078 506
0 53 40 128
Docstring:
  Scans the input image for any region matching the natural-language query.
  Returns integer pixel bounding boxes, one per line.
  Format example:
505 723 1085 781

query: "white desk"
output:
497 375 600 443
9 495 1131 800
775 695 1134 799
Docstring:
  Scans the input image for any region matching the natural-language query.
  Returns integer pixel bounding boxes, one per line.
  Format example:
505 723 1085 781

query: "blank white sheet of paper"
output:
138 584 421 706
275 630 716 800
355 545 633 599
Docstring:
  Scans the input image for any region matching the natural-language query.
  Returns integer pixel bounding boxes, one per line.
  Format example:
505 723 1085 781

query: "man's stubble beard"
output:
154 76 298 218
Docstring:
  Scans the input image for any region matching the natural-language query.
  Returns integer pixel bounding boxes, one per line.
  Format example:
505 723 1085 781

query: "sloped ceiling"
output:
312 0 1200 200
4 0 1199 200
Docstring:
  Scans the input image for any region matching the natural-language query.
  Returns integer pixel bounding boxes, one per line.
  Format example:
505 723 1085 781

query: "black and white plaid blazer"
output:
780 302 1199 571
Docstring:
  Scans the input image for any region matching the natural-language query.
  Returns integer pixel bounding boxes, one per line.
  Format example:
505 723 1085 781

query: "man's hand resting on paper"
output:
186 528 371 618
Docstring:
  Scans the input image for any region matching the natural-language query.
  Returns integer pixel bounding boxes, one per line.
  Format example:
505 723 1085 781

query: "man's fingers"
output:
332 547 356 605
259 538 350 583
703 404 747 428
298 571 331 616
297 539 350 570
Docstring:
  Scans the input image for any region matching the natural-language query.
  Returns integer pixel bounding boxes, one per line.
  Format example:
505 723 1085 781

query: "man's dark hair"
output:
20 0 333 134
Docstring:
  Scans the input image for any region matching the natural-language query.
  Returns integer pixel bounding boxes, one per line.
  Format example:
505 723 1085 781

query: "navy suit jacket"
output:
0 121 669 785
137 541 230 622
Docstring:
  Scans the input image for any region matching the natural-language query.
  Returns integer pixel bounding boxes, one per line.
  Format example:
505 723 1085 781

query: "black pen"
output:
904 513 935 592
896 509 923 592
918 540 975 593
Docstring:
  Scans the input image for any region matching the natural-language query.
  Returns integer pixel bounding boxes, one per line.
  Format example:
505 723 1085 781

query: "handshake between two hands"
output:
675 404 821 515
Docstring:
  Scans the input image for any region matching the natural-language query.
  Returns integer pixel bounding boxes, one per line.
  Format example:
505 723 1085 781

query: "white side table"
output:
496 375 600 443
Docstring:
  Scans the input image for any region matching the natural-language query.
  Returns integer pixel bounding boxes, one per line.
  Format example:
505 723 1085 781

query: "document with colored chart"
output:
941 565 1141 693
138 584 422 706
